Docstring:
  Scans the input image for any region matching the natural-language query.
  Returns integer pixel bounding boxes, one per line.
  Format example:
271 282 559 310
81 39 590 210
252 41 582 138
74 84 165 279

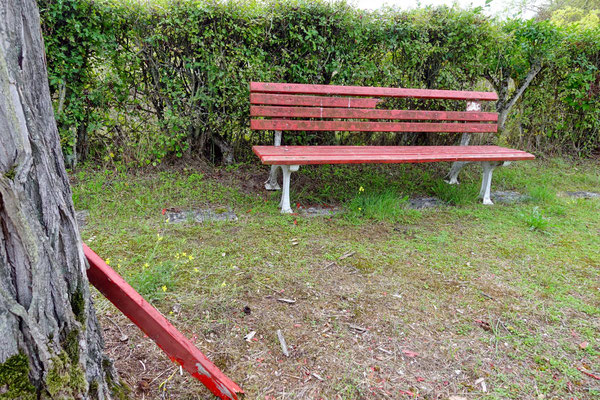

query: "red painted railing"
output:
83 244 243 400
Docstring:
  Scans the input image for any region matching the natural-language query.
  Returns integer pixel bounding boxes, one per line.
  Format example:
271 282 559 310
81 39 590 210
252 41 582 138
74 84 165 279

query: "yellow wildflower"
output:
144 263 149 269
359 186 365 192
188 255 194 260
105 258 110 265
162 285 167 292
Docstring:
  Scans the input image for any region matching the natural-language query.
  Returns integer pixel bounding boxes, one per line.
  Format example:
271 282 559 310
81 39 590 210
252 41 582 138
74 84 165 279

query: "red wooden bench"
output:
250 82 534 213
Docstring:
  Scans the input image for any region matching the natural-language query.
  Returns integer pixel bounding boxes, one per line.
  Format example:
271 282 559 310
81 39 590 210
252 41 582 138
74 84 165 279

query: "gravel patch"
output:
491 191 531 204
165 209 238 223
407 197 445 209
563 191 600 199
298 206 341 217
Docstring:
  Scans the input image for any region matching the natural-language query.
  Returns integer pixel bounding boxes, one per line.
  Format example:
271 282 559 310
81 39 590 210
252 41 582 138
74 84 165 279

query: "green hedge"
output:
38 0 600 166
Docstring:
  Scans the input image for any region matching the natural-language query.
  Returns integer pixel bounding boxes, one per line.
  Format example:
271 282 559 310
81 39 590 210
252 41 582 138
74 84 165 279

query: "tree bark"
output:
0 0 115 398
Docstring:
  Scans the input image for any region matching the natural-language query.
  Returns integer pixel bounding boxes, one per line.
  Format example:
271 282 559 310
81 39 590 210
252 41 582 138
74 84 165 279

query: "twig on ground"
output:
311 373 324 381
150 366 176 384
105 316 129 342
276 329 289 357
348 324 367 333
577 366 600 380
480 291 495 300
339 251 356 260
277 298 296 304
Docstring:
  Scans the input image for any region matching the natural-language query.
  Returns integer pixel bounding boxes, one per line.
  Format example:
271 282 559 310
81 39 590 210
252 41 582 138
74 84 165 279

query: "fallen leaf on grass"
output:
399 389 416 397
474 319 492 332
475 377 487 392
402 349 419 357
244 331 256 342
579 341 589 349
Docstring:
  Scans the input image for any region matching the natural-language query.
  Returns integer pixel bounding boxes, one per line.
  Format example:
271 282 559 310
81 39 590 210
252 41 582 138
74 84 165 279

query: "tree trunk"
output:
492 62 543 133
0 0 117 398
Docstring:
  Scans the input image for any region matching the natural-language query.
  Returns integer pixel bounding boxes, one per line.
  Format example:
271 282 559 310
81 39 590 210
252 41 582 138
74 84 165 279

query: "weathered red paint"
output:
251 119 498 133
252 145 535 165
250 81 498 101
83 244 243 400
250 106 498 122
250 93 380 108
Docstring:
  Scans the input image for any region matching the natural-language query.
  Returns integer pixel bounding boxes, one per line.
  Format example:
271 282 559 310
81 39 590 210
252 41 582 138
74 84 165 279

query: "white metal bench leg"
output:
280 165 299 213
265 130 283 191
479 161 501 205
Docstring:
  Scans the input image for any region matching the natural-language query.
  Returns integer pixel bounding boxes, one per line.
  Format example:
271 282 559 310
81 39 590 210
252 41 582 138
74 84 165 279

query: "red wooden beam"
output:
251 106 498 122
83 244 243 400
252 145 535 165
251 119 498 133
250 82 498 101
250 93 380 108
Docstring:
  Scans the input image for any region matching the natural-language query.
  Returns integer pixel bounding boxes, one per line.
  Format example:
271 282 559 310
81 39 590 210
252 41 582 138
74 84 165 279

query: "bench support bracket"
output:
446 131 472 184
279 164 299 213
447 101 480 184
265 131 283 190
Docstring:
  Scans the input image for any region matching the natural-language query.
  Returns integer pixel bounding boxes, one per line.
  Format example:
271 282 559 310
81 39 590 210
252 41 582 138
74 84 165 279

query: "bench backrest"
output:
250 82 498 134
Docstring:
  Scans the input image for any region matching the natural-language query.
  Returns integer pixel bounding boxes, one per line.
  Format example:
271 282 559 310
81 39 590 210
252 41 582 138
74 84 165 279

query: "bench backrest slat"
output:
251 106 498 122
250 93 381 108
251 120 498 133
250 82 498 102
250 82 499 134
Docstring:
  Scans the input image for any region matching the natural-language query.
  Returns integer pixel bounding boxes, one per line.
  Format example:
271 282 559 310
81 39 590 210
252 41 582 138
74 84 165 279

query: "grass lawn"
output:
72 158 600 399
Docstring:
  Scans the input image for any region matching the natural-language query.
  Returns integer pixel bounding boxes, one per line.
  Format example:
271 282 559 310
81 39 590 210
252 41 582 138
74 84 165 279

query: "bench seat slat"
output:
251 119 498 133
251 93 380 108
251 106 498 122
250 82 498 101
253 145 535 165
